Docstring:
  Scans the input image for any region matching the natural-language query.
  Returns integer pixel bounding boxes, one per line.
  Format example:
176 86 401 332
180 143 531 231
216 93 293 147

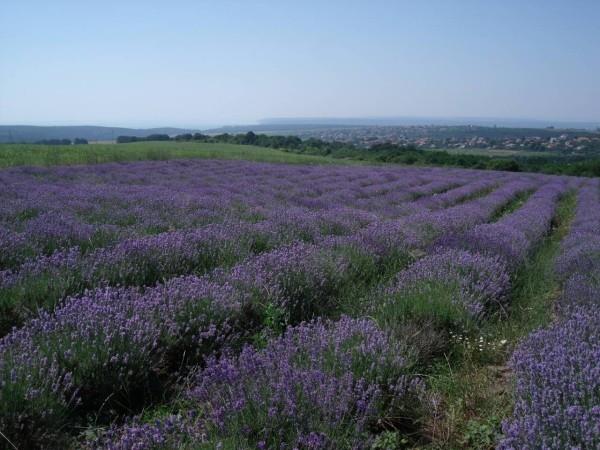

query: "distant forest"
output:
34 138 89 145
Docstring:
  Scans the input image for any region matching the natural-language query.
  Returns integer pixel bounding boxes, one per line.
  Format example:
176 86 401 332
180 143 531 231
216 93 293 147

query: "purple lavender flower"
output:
377 248 511 327
500 180 600 448
499 306 600 449
91 316 424 449
0 275 246 445
439 181 568 267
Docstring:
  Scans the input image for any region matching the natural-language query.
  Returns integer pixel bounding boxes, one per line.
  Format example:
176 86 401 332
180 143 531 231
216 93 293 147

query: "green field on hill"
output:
0 141 348 168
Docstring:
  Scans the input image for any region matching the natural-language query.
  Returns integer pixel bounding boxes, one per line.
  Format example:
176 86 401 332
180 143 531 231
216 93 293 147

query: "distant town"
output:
290 125 600 154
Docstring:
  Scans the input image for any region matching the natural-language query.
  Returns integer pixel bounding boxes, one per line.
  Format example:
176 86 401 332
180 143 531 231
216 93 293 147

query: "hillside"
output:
0 141 348 168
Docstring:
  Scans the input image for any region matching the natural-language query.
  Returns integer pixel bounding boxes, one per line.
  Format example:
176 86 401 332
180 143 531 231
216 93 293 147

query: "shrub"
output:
89 317 427 449
499 306 600 449
374 249 511 331
0 276 245 447
224 242 353 326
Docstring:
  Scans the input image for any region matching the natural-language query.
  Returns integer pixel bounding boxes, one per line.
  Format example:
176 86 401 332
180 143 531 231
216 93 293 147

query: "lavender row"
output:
0 177 499 334
0 275 245 446
0 163 473 272
439 180 570 267
81 178 541 449
0 205 393 334
555 179 600 318
500 308 600 449
0 241 381 447
0 221 266 335
86 316 427 450
366 180 569 351
412 178 498 210
0 176 537 445
314 177 539 328
0 174 541 445
349 178 541 259
375 248 511 330
555 179 600 282
1 161 485 266
500 181 600 448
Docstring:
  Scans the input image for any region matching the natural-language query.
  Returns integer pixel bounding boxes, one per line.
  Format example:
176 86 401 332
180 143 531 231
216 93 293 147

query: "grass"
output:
376 280 475 333
0 141 355 168
422 190 577 449
490 189 534 222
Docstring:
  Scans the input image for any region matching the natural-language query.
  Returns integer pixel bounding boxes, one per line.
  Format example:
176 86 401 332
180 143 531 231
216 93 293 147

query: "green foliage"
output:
0 272 75 335
490 189 534 221
0 354 74 448
253 303 287 348
371 431 410 449
460 417 501 448
488 159 521 172
35 138 73 145
375 281 476 333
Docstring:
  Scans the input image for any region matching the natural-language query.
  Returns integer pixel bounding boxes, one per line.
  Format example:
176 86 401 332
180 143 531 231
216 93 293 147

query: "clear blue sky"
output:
1 0 599 127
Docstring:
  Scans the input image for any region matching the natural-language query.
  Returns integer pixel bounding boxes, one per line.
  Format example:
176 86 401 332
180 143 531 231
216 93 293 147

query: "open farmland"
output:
0 157 598 449
0 142 351 168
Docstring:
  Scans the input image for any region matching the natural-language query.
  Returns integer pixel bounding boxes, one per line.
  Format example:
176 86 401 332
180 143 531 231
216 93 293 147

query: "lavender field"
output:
0 158 598 449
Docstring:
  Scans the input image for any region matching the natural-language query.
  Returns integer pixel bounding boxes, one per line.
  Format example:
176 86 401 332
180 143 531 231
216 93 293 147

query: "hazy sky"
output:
1 0 599 127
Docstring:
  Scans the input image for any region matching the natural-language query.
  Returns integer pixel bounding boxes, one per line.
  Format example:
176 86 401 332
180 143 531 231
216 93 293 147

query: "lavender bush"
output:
374 248 511 330
499 306 600 449
89 317 426 450
223 242 353 326
0 276 247 446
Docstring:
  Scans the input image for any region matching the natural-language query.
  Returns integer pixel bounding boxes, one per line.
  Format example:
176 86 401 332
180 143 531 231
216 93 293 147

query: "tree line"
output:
35 138 88 145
